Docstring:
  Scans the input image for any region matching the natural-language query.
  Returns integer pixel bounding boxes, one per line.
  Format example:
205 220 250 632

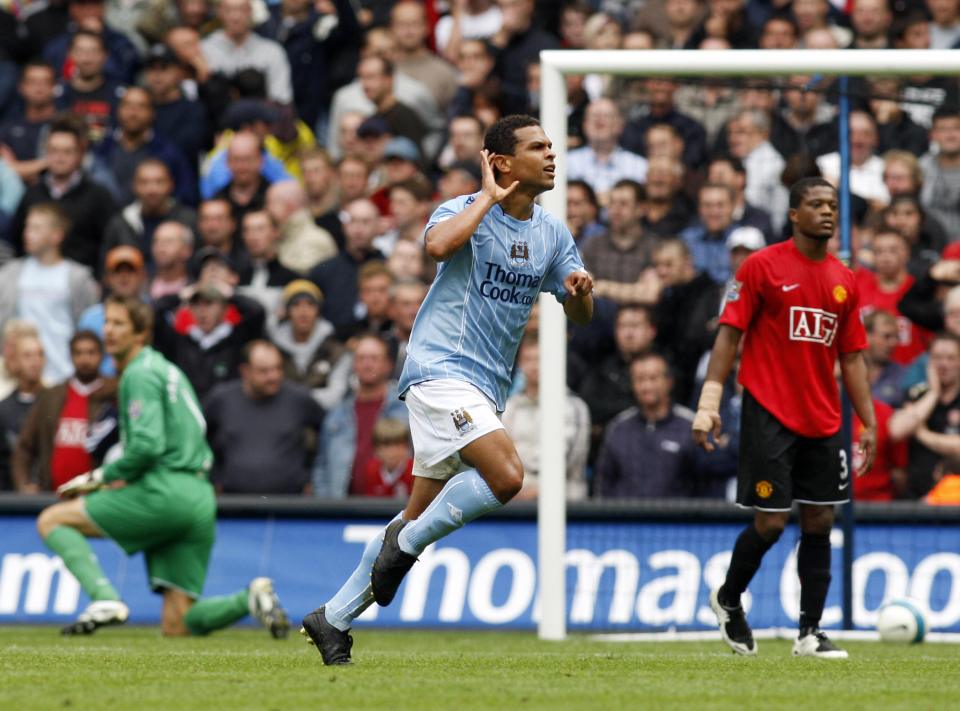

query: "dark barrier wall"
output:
1 496 957 631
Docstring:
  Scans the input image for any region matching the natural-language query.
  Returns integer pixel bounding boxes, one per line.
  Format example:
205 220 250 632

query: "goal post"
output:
536 49 960 641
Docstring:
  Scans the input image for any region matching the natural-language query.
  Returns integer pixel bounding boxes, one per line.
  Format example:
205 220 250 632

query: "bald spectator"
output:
0 203 98 383
642 156 695 237
0 334 45 490
7 115 117 271
214 131 270 226
0 321 40 401
817 110 889 205
391 1 459 112
727 109 789 233
149 221 193 301
850 0 893 49
270 280 349 411
309 198 386 336
357 54 427 152
93 86 196 207
204 340 322 494
101 159 197 265
201 0 292 104
265 180 338 275
583 180 659 305
237 210 298 318
567 99 648 205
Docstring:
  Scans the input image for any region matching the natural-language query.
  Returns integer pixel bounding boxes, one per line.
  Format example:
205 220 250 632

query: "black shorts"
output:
737 389 850 511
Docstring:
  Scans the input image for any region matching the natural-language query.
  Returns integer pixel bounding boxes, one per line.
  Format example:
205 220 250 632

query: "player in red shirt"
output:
693 178 877 659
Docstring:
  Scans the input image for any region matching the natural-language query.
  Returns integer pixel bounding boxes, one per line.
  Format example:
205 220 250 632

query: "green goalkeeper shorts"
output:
84 472 216 599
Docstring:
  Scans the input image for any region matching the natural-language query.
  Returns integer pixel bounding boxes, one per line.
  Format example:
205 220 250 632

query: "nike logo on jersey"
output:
782 284 800 292
838 481 849 490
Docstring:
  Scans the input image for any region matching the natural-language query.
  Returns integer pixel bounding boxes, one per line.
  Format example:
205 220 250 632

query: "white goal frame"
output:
536 49 960 641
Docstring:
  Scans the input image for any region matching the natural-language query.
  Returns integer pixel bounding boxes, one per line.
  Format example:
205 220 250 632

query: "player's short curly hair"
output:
789 177 836 209
483 115 541 156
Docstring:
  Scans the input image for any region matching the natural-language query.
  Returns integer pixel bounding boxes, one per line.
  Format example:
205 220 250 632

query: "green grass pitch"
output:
1 626 957 710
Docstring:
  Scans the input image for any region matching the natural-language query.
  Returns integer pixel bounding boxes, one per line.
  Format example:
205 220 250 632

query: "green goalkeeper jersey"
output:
103 346 213 483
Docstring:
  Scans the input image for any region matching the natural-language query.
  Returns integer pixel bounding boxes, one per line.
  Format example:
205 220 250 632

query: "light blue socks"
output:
398 469 502 556
323 513 402 631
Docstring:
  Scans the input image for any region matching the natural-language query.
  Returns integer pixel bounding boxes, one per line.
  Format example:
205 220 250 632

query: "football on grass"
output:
877 599 927 644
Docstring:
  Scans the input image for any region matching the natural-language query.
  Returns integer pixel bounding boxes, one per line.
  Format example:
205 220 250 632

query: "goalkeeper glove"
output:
692 381 723 451
57 468 106 498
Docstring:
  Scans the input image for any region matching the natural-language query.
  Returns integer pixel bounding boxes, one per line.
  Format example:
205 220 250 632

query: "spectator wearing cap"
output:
308 198 386 337
203 340 323 494
312 332 408 497
143 43 210 173
325 29 439 160
369 136 424 216
680 183 739 284
438 160 482 202
200 104 292 200
77 244 147 375
652 238 722 404
201 0 293 104
355 115 394 168
706 156 775 244
13 329 118 493
0 202 98 383
100 158 197 267
723 225 766 294
149 220 193 301
193 198 250 276
265 180 337 275
7 114 117 272
213 131 271 228
270 279 350 411
93 86 197 208
153 276 265 400
358 54 427 154
567 99 648 206
236 209 298 320
43 0 140 87
52 30 126 145
0 60 58 186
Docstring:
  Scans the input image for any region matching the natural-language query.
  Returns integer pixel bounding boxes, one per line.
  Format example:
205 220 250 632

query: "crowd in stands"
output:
1 0 960 503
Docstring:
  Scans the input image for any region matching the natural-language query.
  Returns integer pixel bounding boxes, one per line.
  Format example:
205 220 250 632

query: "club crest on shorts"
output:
451 407 475 434
756 480 773 499
509 241 530 266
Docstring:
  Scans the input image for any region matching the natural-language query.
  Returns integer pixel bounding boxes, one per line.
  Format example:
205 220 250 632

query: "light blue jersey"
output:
398 193 585 411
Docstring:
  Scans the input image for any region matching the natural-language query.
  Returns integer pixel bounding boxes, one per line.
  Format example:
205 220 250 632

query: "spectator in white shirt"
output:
567 98 648 206
726 109 789 234
201 0 292 104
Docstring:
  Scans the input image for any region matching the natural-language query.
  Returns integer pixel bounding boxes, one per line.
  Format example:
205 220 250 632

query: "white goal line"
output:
589 628 960 644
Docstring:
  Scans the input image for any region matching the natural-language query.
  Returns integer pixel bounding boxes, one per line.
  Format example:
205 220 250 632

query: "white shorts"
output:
404 379 504 480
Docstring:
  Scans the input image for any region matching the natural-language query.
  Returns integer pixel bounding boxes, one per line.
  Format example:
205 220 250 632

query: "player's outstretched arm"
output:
425 149 518 262
839 350 877 476
693 324 742 452
563 271 594 325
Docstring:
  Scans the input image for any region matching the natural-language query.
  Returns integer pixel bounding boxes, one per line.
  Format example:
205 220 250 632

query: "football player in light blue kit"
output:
301 115 594 665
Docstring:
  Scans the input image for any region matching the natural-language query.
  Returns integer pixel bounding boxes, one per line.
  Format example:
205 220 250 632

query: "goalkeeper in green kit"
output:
37 295 290 638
